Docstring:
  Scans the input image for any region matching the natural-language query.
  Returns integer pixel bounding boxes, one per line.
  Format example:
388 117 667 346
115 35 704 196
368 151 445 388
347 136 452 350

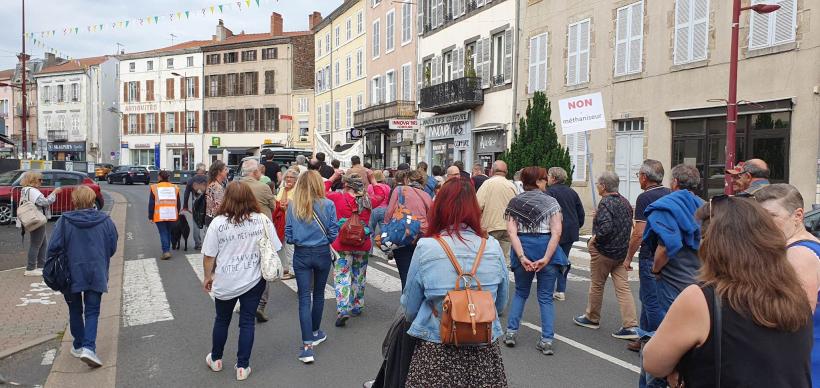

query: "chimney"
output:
45 53 56 66
309 12 323 30
270 12 283 35
215 19 233 41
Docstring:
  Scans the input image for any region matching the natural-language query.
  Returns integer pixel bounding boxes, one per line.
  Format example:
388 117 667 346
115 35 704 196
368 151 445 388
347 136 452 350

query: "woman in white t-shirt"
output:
201 181 281 381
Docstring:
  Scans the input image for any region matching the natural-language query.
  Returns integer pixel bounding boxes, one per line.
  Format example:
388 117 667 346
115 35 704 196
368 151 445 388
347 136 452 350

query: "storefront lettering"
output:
421 111 469 126
479 134 498 150
428 123 464 138
454 139 470 149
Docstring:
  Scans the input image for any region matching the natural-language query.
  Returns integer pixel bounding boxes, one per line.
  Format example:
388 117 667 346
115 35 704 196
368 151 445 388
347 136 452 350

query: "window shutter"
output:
528 36 538 92
691 0 709 61
477 0 485 7
438 0 445 26
483 37 491 88
567 24 578 85
417 63 423 96
615 7 629 76
175 112 181 133
456 47 464 78
123 84 128 102
166 78 173 99
122 115 128 135
433 55 441 85
773 0 796 45
628 2 644 74
136 81 141 101
674 0 691 64
475 39 484 83
749 4 770 49
539 34 548 91
578 21 590 84
504 29 513 84
566 133 587 181
138 113 145 134
417 2 423 35
194 76 200 98
180 78 186 99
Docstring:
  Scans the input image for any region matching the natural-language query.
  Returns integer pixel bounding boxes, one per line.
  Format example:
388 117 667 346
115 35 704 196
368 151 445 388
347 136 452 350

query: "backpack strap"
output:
434 236 487 290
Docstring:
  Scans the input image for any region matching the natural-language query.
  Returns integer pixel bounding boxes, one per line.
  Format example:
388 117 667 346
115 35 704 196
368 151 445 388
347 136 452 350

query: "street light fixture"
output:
171 71 189 171
724 0 780 195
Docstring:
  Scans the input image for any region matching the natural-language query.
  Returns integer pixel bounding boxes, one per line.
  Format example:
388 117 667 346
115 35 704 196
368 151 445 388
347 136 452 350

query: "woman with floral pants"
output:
334 252 369 321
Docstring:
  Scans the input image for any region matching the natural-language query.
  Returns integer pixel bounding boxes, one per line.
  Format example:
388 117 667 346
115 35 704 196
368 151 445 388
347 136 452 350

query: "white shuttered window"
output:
674 0 710 65
614 1 644 76
527 33 548 93
749 0 796 50
565 133 587 181
567 19 590 86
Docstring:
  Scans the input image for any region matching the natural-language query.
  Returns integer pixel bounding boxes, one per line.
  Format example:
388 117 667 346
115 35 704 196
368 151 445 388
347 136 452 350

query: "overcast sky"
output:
0 0 340 70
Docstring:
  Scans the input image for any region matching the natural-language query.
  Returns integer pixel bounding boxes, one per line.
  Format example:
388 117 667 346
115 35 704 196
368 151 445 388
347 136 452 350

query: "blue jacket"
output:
285 199 339 247
401 228 509 343
47 209 118 294
424 175 437 197
643 190 704 257
546 184 585 245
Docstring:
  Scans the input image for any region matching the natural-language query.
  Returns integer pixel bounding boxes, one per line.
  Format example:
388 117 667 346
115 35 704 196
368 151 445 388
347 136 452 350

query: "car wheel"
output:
0 202 11 225
122 176 129 185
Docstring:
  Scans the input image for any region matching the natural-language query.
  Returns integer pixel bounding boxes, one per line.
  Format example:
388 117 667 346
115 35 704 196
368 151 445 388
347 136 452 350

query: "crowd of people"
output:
15 150 820 386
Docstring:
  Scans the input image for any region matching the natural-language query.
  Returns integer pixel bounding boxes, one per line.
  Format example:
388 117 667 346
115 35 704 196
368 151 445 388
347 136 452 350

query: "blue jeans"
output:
393 245 415 290
369 207 387 238
64 291 102 352
638 259 662 333
507 264 561 340
211 278 265 368
656 278 679 320
293 244 332 344
555 242 574 293
155 222 172 253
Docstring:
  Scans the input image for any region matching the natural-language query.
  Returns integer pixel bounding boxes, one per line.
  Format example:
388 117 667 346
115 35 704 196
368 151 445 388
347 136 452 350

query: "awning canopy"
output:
472 122 505 132
0 134 15 146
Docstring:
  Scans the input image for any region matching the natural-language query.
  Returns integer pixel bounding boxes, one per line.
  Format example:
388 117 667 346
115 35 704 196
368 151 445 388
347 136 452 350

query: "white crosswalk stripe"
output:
185 254 214 300
122 258 174 327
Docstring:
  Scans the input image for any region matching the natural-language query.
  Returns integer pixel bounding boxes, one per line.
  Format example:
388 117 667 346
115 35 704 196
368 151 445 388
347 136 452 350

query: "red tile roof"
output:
0 69 15 80
37 56 109 75
203 31 312 47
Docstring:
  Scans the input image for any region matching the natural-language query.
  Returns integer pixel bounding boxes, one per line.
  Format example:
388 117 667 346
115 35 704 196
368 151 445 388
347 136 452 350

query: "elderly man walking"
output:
545 167 585 301
239 159 278 322
183 163 209 250
476 160 518 264
574 172 639 340
725 158 770 196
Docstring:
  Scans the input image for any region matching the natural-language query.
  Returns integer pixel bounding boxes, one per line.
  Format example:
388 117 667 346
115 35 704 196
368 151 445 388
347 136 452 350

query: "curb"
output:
44 190 127 388
0 334 59 360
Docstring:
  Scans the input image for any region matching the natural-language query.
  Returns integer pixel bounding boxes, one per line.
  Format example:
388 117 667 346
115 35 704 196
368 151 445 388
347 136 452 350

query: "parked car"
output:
107 166 150 185
0 169 104 225
94 163 114 181
806 207 820 239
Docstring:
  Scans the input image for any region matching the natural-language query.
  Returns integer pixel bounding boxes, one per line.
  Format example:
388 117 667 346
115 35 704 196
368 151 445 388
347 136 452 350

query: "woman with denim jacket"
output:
284 171 338 364
401 177 509 388
503 167 568 356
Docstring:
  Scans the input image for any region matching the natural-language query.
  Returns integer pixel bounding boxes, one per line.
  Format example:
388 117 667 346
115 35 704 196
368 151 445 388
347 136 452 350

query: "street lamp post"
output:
725 0 780 195
20 0 27 159
171 72 188 171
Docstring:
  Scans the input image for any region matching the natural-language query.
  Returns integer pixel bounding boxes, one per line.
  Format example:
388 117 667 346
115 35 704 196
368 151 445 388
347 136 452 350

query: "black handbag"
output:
43 221 71 293
371 307 418 388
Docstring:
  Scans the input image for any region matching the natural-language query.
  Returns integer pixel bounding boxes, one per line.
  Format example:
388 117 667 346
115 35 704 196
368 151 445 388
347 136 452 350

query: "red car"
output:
0 169 104 225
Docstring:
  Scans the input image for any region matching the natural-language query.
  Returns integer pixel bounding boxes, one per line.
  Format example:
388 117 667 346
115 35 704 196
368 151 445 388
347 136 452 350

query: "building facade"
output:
201 14 315 166
314 0 368 150
355 0 418 169
417 0 518 172
117 42 207 170
9 55 58 159
0 69 15 156
34 56 120 163
518 0 819 208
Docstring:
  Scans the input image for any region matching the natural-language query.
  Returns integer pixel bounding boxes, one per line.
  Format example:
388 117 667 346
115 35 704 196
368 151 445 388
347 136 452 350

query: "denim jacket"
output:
401 228 509 343
284 199 338 247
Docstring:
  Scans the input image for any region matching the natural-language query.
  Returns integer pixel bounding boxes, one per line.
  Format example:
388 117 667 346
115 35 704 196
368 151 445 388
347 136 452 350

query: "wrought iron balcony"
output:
353 100 417 129
47 130 68 142
419 76 483 114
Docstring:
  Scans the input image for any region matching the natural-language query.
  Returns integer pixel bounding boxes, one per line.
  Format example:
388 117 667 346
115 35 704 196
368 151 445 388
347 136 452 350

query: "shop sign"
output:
557 92 607 135
389 119 419 130
166 143 194 148
132 143 152 149
423 110 470 140
476 131 507 153
454 139 470 149
211 137 221 147
123 103 158 113
47 142 86 152
121 143 129 148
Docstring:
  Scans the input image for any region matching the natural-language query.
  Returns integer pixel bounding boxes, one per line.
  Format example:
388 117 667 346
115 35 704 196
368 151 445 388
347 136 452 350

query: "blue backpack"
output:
375 187 424 251
43 221 71 293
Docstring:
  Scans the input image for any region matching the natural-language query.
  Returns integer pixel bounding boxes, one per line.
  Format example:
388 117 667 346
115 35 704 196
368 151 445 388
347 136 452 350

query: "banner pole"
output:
585 131 597 207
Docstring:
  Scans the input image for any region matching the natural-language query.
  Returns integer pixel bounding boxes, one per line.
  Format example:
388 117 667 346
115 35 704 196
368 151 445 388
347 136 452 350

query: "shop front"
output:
47 142 86 161
129 143 155 167
353 101 418 170
473 124 507 173
166 143 195 171
423 110 472 170
363 131 386 170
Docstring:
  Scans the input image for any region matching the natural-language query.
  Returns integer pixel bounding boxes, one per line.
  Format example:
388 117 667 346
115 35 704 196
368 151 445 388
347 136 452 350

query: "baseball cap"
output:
725 161 749 175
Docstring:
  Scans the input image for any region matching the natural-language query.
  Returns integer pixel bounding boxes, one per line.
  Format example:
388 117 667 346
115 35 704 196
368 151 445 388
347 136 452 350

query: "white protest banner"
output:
557 92 607 135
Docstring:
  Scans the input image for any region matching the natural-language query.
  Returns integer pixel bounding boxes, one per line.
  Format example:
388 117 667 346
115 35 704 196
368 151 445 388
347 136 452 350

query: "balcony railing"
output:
353 100 417 128
419 76 483 113
47 130 69 142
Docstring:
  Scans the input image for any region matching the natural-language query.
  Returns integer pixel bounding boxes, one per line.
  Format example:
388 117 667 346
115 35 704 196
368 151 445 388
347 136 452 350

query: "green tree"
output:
499 91 574 181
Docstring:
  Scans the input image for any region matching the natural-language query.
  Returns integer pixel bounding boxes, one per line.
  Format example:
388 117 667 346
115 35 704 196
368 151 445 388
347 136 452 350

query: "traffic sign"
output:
348 128 363 141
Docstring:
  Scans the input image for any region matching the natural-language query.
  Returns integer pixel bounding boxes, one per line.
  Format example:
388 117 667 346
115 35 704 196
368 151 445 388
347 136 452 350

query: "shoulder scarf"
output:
504 190 561 233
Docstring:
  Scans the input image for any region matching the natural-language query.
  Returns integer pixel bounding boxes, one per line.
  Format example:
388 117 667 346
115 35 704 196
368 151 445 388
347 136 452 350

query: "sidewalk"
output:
0 268 67 360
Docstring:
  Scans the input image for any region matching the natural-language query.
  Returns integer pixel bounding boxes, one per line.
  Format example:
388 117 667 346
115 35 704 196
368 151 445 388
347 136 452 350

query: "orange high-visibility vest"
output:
151 182 179 222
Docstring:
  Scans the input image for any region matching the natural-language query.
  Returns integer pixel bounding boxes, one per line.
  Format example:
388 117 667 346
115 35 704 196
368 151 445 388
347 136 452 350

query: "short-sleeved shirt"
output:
202 213 281 300
635 186 672 259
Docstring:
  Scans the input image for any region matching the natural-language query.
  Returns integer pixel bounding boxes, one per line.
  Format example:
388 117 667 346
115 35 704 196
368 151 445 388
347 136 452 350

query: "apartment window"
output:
167 58 174 68
357 11 364 34
492 32 505 81
528 33 548 92
224 52 238 64
186 77 195 98
187 56 194 67
749 0 796 50
71 115 79 134
128 81 138 102
615 1 644 76
298 97 309 113
345 55 352 82
206 54 220 65
43 116 51 132
401 63 412 100
241 50 257 62
265 70 275 94
567 19 591 85
299 120 309 138
261 48 278 60
335 26 341 47
146 113 155 134
345 96 352 127
246 109 256 131
334 100 341 129
42 86 50 103
372 20 381 58
335 61 340 86
373 0 381 6
324 102 330 131
386 10 395 52
186 111 196 133
402 2 412 44
57 115 65 131
129 62 135 72
356 49 363 77
147 60 154 71
317 39 323 57
166 112 175 133
70 83 80 102
209 76 218 97
316 105 322 132
346 18 353 41
326 33 331 52
674 0 710 65
385 70 396 102
443 51 453 82
128 114 137 134
56 85 65 103
371 76 382 105
226 74 238 96
325 65 331 88
566 133 587 181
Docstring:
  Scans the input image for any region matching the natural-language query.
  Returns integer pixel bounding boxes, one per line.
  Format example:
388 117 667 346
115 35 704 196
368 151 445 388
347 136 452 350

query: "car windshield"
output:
0 170 22 185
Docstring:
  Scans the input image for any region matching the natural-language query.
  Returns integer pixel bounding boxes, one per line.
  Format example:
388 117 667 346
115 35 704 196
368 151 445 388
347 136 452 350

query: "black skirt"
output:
405 340 508 388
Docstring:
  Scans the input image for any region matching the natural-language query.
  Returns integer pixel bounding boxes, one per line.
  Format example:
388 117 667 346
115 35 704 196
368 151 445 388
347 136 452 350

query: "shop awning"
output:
0 134 15 146
472 123 505 132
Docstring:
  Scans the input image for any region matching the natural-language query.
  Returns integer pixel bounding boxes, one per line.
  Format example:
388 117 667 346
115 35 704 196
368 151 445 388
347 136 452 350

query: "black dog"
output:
170 215 190 251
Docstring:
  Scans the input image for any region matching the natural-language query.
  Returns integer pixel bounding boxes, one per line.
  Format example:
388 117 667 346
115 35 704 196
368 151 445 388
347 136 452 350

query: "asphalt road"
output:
107 182 643 388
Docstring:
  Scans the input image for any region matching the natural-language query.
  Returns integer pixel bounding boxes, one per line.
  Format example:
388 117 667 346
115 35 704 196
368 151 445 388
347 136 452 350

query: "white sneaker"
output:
70 347 82 358
24 269 43 277
235 365 251 381
387 259 396 265
205 353 222 372
79 348 103 368
553 292 566 301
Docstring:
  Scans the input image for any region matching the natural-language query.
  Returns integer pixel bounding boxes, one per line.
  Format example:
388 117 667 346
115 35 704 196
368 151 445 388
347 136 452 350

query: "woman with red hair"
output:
401 177 509 387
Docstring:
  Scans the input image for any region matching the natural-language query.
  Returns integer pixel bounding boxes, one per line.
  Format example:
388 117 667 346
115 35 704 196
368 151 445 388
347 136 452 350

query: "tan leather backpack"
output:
434 237 496 346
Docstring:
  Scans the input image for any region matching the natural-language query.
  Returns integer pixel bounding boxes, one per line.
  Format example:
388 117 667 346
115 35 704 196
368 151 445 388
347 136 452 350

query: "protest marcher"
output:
19 171 61 276
476 160 517 265
183 163 208 250
148 170 180 259
545 167 584 301
383 170 432 288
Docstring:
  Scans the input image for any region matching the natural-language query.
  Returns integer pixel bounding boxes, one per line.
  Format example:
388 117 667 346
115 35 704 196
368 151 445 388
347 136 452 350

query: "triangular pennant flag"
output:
146 16 151 24
118 21 123 28
218 5 223 13
185 10 190 18
246 0 251 6
99 24 104 30
93 25 97 31
210 6 214 14
74 27 79 34
169 13 174 21
139 18 144 25
255 0 260 6
154 16 159 24
125 21 129 28
177 12 182 19
52 30 56 36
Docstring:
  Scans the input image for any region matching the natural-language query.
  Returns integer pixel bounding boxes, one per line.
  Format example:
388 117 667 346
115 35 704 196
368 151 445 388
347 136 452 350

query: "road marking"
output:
520 321 641 374
40 348 56 365
364 265 402 293
123 258 174 327
281 278 335 299
127 232 134 240
372 260 398 273
185 254 213 300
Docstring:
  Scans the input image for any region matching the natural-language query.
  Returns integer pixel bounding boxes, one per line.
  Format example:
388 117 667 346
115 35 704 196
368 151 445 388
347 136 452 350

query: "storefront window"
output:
364 132 384 170
430 139 454 169
130 149 155 166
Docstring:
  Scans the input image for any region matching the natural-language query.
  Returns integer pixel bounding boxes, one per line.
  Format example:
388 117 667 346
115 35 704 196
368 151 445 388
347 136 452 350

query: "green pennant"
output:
185 10 190 19
255 0 259 5
125 21 129 28
154 16 159 23
218 4 223 13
